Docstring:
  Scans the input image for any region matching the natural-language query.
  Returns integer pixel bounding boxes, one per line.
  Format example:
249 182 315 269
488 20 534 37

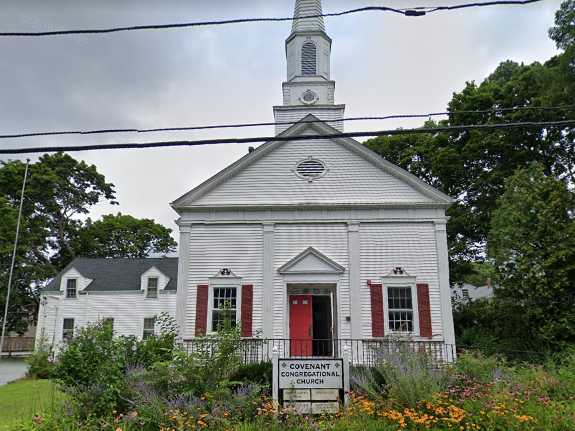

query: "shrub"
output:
230 362 273 387
26 343 55 379
353 341 449 408
455 351 501 384
53 321 129 417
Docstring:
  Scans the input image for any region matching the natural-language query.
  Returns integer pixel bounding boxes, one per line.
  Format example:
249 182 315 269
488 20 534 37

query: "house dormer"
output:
59 267 93 298
141 266 171 299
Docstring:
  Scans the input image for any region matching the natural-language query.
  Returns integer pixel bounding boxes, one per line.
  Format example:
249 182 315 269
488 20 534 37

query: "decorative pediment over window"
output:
211 268 240 279
278 247 345 275
384 267 413 278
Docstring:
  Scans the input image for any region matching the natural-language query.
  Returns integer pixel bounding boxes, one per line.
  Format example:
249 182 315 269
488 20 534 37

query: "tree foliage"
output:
364 6 575 284
73 213 177 258
550 0 575 50
0 154 176 333
488 164 575 350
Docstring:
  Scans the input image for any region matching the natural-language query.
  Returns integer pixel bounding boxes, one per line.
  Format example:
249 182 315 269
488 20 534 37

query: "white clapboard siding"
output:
273 223 350 339
36 292 177 351
359 223 443 339
275 109 342 134
193 138 432 206
185 224 263 338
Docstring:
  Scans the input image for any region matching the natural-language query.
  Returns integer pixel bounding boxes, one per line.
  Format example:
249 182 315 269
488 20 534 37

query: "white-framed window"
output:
143 317 156 339
208 286 241 333
382 279 419 336
146 277 159 299
62 318 74 342
66 279 77 299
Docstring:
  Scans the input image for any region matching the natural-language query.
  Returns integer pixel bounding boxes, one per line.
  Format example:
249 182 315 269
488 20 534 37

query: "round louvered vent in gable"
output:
295 158 327 182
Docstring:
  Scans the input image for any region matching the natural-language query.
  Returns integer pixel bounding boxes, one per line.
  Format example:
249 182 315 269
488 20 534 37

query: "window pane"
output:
147 287 158 298
148 278 158 288
66 279 77 298
388 286 414 332
143 317 155 339
63 318 74 341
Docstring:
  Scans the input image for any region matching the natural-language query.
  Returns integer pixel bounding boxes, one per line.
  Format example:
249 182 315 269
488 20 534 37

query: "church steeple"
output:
292 0 326 33
273 0 345 135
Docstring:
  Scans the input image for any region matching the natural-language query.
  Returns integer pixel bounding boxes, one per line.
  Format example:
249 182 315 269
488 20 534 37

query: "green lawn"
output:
0 380 61 430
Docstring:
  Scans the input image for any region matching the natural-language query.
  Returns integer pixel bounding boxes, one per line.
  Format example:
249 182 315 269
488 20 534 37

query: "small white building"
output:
36 258 178 348
37 0 457 362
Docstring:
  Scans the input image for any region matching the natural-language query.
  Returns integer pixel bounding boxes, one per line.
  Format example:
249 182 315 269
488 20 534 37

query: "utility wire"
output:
1 104 573 140
0 1 543 37
0 119 572 155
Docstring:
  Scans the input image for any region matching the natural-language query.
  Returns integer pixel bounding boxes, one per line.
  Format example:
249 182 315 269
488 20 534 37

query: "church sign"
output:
273 356 350 415
279 359 343 389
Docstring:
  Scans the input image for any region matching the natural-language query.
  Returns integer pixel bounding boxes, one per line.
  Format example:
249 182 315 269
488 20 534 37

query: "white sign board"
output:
278 359 344 389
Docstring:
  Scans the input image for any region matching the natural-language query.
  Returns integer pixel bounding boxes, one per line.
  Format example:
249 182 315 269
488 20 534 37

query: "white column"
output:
176 224 191 339
348 222 362 339
435 221 456 353
263 223 275 339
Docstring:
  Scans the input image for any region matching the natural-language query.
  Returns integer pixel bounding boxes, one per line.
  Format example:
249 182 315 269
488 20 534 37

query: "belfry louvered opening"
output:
301 42 317 75
296 158 327 180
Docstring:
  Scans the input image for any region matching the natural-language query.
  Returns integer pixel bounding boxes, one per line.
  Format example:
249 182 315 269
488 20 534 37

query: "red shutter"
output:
369 281 385 337
241 284 253 338
195 285 209 336
417 283 433 338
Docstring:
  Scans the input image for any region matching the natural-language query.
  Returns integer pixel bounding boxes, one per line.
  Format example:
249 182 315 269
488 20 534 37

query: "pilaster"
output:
263 223 275 338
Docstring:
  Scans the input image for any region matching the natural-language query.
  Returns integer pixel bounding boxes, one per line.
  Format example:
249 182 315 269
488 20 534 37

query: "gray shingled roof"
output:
44 257 178 292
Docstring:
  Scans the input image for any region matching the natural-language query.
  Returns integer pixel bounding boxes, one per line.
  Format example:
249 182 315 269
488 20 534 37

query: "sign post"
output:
273 353 349 415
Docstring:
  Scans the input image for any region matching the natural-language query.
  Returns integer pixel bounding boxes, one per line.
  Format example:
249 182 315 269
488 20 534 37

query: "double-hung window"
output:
62 318 74 342
387 286 415 333
66 279 77 298
147 277 158 299
210 287 238 332
143 317 156 339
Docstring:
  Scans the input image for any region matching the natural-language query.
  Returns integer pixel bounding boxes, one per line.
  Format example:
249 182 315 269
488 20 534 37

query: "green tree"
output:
0 153 117 332
0 153 118 271
489 164 575 350
73 213 177 258
365 6 575 283
549 0 575 50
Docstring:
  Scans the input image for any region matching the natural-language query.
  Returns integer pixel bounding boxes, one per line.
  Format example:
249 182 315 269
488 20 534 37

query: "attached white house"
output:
36 258 178 349
36 0 457 362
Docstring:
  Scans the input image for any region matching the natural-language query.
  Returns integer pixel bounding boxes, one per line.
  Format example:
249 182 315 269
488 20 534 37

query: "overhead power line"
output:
0 1 543 37
0 119 572 155
2 104 573 140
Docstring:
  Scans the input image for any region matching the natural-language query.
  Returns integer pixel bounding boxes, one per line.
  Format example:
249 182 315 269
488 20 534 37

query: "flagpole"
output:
0 159 30 359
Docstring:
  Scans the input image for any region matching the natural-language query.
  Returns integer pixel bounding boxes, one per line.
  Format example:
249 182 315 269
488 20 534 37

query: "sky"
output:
0 0 563 243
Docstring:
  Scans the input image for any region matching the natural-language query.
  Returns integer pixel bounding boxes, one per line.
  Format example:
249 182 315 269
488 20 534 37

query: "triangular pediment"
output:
172 115 453 210
278 247 345 275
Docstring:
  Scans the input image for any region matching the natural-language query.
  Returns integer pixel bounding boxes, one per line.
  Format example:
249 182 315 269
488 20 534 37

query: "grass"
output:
0 379 62 430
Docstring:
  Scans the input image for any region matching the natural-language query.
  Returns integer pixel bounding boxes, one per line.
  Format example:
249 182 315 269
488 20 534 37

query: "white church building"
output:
37 0 456 362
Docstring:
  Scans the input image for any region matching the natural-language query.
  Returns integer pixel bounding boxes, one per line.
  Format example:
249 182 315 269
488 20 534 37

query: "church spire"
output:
273 0 345 135
292 0 326 33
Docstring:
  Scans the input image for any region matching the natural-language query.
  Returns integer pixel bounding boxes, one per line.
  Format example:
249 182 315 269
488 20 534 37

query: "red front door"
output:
289 295 313 357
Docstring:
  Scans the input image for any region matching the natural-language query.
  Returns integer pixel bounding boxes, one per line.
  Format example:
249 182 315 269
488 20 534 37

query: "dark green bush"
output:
53 321 129 417
230 361 273 386
26 344 55 379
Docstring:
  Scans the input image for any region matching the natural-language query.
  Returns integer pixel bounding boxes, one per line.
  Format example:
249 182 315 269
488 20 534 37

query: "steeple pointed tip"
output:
292 0 326 33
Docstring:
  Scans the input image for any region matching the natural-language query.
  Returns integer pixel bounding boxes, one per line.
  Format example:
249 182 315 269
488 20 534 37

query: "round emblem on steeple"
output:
300 89 319 105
